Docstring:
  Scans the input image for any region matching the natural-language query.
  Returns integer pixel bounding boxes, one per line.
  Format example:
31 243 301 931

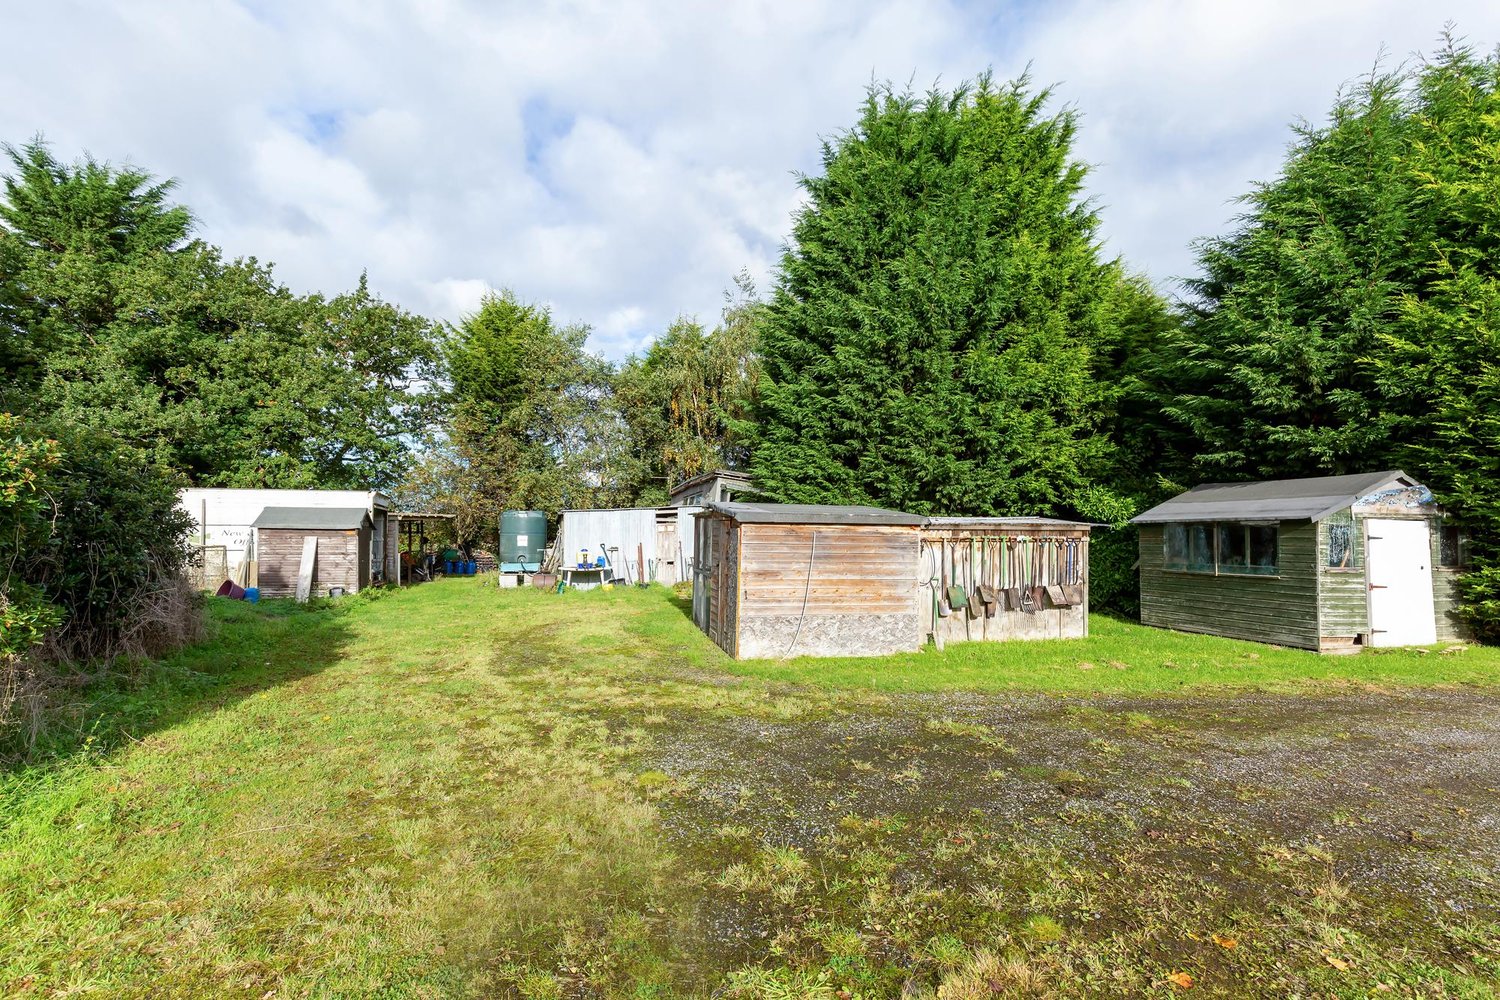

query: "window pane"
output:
1440 525 1468 567
1326 515 1355 568
1164 525 1188 567
1165 523 1213 571
1217 524 1248 570
1188 524 1212 569
1249 526 1278 573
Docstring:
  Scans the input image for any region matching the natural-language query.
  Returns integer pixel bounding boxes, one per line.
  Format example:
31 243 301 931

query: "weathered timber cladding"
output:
734 523 921 658
257 528 364 598
1138 522 1320 649
1317 517 1368 641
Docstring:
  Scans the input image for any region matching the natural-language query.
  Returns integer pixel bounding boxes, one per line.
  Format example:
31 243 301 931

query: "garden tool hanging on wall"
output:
977 537 999 617
1007 537 1023 612
938 539 951 618
967 537 982 620
1062 538 1085 606
1046 537 1069 607
1020 536 1037 614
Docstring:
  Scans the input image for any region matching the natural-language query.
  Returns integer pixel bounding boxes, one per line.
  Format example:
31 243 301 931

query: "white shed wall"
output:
178 488 390 585
558 507 701 584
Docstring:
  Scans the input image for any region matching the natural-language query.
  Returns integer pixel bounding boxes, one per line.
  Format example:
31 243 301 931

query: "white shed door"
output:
1366 518 1436 647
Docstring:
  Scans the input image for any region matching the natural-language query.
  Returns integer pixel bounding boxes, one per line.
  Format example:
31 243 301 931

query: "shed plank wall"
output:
258 529 362 598
1138 523 1320 649
734 523 921 659
1316 517 1368 641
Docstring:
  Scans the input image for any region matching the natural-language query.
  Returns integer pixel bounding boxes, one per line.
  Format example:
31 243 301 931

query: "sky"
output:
5 1 1500 359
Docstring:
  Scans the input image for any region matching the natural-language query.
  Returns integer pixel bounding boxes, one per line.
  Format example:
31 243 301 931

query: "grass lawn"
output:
726 611 1500 693
2 580 1497 998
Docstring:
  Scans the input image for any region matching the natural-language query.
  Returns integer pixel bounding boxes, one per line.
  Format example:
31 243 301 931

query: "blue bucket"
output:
244 587 260 604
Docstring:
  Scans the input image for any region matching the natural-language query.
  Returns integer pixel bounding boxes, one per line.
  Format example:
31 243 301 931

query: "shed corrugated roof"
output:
925 516 1095 531
703 502 927 526
252 506 371 530
1131 471 1415 525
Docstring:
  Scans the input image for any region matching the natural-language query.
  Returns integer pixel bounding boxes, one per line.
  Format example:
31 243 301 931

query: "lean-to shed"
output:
252 507 372 598
1133 471 1468 651
922 518 1093 645
693 503 927 659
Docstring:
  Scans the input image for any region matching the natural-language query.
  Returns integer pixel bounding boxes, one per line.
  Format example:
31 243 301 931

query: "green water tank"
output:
499 510 547 570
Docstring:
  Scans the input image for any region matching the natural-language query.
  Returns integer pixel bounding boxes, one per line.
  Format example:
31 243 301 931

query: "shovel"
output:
938 539 951 618
1061 538 1085 606
967 536 982 620
1006 537 1023 611
1045 538 1069 606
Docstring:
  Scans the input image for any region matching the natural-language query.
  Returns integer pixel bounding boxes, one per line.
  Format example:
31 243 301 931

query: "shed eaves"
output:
252 506 371 530
703 502 927 527
925 516 1096 530
1131 470 1415 525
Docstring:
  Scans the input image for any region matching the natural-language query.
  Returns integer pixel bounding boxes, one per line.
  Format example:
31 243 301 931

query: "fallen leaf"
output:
1166 971 1194 989
1323 953 1350 971
1212 933 1238 949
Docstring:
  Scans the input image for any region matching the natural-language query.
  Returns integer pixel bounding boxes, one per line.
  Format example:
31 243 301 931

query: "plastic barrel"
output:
445 560 454 575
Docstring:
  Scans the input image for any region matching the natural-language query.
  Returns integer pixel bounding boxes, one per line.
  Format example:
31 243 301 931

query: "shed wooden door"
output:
1366 518 1436 647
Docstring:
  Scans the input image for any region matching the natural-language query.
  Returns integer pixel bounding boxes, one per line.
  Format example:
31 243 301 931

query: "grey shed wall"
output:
1137 522 1321 649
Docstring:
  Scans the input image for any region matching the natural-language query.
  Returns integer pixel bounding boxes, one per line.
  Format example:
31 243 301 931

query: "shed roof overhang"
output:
252 506 372 530
702 501 927 527
1131 470 1417 525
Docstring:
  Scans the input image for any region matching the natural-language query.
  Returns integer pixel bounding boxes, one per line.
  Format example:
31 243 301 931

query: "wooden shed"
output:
251 506 372 599
922 518 1092 645
692 503 927 659
1133 471 1469 651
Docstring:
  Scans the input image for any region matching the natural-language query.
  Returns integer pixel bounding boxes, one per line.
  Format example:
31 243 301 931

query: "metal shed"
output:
921 517 1093 645
556 506 701 586
1133 471 1469 651
693 502 929 659
252 506 372 599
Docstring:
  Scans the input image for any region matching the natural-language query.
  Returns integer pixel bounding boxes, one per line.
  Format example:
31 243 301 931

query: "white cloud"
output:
4 0 1498 355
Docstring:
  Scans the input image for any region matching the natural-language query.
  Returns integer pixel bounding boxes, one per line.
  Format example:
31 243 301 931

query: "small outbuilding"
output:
693 502 927 659
669 469 754 508
1133 470 1468 651
252 506 373 599
178 487 395 588
556 506 702 586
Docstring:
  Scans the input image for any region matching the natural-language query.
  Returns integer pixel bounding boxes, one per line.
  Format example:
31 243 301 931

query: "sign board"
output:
295 536 318 603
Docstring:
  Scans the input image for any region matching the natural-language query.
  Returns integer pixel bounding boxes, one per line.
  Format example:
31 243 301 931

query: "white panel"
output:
178 488 388 583
558 509 659 582
1366 518 1437 647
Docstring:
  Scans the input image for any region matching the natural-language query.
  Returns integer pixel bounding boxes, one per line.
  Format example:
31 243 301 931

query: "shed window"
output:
1164 522 1278 575
1325 513 1358 569
1217 523 1279 575
1164 523 1213 572
1439 525 1470 568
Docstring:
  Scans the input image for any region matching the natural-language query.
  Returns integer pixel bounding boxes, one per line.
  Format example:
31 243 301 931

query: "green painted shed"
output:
1132 471 1469 652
